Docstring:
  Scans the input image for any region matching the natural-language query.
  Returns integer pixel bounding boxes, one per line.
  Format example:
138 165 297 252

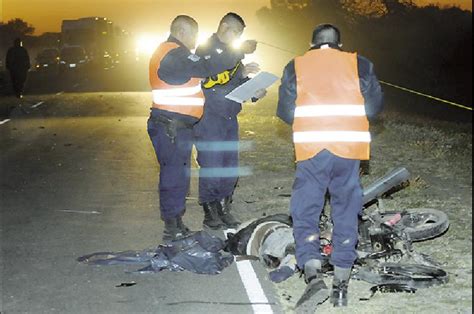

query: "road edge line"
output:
225 228 274 314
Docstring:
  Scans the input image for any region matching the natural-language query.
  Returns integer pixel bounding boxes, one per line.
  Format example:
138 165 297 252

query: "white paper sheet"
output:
225 71 280 103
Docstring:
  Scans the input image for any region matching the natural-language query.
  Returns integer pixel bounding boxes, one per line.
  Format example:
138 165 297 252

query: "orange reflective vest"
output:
149 42 205 119
293 47 370 162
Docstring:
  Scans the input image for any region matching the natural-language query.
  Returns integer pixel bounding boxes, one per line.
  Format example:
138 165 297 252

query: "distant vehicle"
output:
61 17 118 69
59 46 88 72
35 48 60 71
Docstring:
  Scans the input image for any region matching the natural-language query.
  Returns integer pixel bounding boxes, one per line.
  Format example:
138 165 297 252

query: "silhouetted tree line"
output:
258 0 472 108
0 19 35 55
0 19 60 69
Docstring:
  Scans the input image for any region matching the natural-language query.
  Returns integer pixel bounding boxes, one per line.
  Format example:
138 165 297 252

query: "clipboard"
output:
225 71 279 103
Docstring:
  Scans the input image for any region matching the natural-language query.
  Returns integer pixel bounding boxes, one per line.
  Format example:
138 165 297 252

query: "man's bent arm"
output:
277 60 297 125
358 55 384 121
159 46 244 85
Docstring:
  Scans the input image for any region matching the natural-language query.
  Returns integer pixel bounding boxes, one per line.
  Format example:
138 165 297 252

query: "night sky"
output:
2 0 472 35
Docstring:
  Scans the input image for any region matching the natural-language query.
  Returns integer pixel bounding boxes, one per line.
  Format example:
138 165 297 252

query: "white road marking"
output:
57 210 101 215
0 119 11 125
56 91 64 95
237 260 274 313
225 228 273 313
31 101 45 108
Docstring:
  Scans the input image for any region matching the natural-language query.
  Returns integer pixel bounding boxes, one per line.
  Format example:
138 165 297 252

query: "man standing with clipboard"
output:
194 12 268 230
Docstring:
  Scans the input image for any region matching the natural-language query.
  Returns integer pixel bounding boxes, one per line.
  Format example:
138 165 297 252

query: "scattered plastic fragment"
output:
116 282 137 288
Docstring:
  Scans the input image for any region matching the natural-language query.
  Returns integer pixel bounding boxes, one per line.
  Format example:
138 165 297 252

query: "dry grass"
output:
233 92 472 313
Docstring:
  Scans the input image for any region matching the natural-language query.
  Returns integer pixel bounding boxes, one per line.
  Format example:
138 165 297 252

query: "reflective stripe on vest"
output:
293 49 370 161
149 42 204 118
152 83 204 106
294 131 371 143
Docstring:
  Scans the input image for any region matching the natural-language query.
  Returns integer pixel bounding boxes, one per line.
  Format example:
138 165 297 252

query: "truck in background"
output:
60 17 118 70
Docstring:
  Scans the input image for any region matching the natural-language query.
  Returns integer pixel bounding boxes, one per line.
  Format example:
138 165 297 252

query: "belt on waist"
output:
150 114 195 129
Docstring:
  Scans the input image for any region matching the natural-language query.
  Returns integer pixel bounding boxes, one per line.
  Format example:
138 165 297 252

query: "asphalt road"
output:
1 62 471 314
0 84 281 313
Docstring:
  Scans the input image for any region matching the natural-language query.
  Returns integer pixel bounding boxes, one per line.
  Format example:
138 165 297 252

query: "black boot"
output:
176 216 193 237
202 201 225 230
162 218 186 242
330 279 349 307
218 196 240 228
295 260 329 313
330 266 351 307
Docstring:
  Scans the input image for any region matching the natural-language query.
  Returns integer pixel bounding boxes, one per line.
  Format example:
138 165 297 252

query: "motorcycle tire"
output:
397 208 449 242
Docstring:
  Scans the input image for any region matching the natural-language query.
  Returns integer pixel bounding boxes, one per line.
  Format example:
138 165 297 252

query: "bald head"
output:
311 24 341 47
170 15 199 50
170 15 198 36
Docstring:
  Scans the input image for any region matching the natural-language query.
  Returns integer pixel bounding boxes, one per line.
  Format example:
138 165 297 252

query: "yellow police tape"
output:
380 80 472 111
257 41 472 112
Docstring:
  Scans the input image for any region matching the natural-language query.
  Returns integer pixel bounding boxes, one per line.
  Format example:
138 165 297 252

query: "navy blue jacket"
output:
152 36 244 124
277 46 383 125
195 34 248 119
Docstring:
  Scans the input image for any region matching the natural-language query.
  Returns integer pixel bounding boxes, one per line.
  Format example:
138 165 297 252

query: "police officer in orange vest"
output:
277 24 383 310
147 15 256 242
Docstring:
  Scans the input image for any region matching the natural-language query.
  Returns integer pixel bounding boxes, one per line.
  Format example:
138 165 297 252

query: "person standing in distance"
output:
6 38 31 98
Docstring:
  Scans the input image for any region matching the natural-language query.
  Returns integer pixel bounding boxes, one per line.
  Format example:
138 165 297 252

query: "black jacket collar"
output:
167 35 190 52
310 42 342 51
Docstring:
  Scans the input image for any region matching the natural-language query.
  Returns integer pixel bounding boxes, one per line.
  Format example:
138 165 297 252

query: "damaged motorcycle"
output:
224 167 450 294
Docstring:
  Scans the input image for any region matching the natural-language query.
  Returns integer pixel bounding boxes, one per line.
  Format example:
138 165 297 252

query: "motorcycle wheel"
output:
397 208 449 241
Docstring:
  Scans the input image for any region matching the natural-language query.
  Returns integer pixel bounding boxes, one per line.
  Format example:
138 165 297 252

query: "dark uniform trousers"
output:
290 149 362 269
147 110 194 220
194 111 239 204
10 70 28 97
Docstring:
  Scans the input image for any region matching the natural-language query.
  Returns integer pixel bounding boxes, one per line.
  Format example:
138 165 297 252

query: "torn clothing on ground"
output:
78 231 233 275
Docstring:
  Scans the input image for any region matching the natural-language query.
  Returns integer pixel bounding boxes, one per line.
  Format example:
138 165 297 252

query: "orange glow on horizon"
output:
2 0 471 36
2 0 271 35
